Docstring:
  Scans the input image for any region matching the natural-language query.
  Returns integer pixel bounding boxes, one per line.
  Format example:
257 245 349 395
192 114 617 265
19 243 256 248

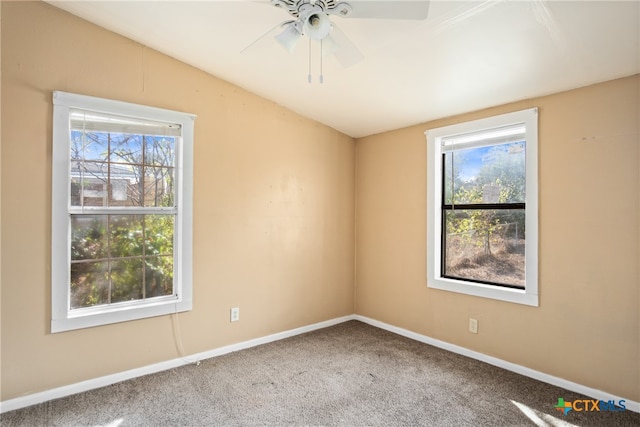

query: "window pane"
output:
109 164 140 206
109 134 143 164
71 162 108 207
144 166 175 207
70 261 109 309
69 130 178 208
71 215 108 261
145 215 174 256
70 177 82 206
73 131 109 163
444 209 525 287
110 259 144 303
144 137 175 167
145 256 174 298
70 132 82 161
69 214 174 309
444 142 525 205
109 215 144 257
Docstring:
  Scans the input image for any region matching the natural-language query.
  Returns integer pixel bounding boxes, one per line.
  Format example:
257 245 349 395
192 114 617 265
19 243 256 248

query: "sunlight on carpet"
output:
98 417 124 427
512 400 578 427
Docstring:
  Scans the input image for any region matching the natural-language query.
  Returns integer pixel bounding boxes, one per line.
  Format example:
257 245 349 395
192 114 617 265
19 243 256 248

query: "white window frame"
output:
51 91 195 332
426 108 538 306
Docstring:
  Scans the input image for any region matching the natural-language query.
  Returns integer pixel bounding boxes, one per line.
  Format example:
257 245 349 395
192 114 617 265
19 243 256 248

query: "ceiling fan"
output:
243 0 430 81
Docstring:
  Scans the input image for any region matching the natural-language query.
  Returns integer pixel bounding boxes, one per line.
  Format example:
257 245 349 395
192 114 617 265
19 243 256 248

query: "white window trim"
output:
425 108 539 306
51 91 196 333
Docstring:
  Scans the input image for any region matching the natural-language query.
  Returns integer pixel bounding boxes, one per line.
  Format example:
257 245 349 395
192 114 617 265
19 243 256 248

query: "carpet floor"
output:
1 320 638 426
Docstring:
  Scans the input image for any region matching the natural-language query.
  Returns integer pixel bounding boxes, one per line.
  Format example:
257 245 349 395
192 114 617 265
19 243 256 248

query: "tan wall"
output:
355 75 640 401
0 1 355 400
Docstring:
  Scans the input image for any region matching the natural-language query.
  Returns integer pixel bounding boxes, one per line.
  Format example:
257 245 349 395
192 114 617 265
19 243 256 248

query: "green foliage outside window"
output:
70 214 174 309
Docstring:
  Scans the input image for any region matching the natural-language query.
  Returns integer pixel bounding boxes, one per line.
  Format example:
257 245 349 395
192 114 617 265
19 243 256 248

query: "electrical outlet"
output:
469 318 478 334
230 307 240 322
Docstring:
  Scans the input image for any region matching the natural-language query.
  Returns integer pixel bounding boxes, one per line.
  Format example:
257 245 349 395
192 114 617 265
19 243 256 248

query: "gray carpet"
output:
1 321 638 426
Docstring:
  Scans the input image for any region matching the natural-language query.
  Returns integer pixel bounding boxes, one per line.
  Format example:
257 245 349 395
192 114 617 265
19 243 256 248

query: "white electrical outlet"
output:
469 318 478 334
230 307 240 322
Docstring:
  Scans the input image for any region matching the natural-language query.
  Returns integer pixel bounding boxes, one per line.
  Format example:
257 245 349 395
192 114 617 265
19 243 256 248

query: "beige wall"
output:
0 1 354 400
356 75 640 401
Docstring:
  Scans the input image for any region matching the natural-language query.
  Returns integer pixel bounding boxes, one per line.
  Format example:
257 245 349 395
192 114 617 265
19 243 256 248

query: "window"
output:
426 108 538 306
52 91 195 332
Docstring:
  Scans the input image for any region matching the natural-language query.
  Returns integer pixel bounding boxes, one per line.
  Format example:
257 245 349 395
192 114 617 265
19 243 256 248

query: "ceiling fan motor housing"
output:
271 0 351 19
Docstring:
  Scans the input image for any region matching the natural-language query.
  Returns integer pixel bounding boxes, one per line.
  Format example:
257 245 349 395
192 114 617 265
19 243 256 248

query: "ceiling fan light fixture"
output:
275 23 302 53
304 12 332 40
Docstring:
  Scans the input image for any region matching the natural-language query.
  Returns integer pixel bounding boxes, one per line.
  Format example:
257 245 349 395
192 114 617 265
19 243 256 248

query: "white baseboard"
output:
354 315 639 414
0 315 356 413
3 314 637 414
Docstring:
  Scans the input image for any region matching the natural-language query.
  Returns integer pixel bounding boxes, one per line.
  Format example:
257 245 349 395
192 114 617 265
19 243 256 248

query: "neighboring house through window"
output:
52 91 195 332
426 108 538 306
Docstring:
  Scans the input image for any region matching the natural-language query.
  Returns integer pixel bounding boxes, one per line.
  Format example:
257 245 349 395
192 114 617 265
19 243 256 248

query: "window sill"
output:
427 277 538 306
51 298 192 333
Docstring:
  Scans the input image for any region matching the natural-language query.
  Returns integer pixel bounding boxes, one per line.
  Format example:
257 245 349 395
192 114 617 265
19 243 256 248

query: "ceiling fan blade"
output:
330 1 429 20
326 22 364 68
240 19 297 54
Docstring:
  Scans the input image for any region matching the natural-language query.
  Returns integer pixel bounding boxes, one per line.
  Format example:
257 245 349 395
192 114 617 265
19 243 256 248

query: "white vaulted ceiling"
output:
46 1 640 138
